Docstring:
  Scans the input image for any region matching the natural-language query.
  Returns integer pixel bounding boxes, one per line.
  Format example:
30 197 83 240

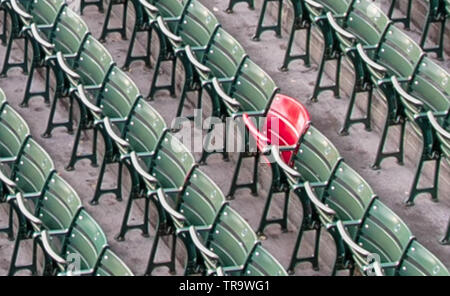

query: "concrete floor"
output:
0 0 448 276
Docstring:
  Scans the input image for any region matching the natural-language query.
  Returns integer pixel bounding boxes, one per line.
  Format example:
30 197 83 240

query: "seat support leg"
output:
339 84 373 136
388 0 412 30
80 0 104 15
99 0 128 42
227 152 259 199
310 50 341 102
123 25 152 71
256 188 290 239
280 17 311 71
147 52 177 100
440 218 450 245
252 0 283 41
0 33 28 77
226 0 255 13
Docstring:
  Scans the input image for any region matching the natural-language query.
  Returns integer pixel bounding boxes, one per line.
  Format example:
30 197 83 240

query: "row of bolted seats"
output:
89 0 449 276
231 0 450 245
0 88 132 276
0 0 287 276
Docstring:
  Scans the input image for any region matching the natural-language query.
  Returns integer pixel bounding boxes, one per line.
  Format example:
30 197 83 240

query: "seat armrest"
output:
11 0 32 20
15 192 42 225
356 44 387 74
189 226 219 261
30 23 54 50
391 76 423 107
185 45 211 75
157 188 186 222
40 230 68 265
76 85 102 114
130 151 158 184
56 52 80 80
428 111 450 139
0 168 16 188
271 145 301 178
156 16 182 45
212 78 241 109
336 220 371 257
304 182 336 216
326 12 356 41
104 117 129 148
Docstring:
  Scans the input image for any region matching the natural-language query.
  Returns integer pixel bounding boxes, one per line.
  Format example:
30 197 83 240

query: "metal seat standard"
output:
418 0 448 59
226 0 254 14
80 0 104 15
387 0 412 30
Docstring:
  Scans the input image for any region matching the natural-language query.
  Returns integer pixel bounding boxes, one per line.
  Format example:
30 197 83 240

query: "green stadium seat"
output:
189 204 259 275
203 58 279 164
37 209 109 275
392 57 449 205
69 66 140 205
427 111 450 245
337 214 449 276
22 5 89 109
128 132 196 275
138 0 190 99
326 0 391 135
277 125 343 274
280 0 311 71
155 0 220 118
0 138 55 275
52 34 115 170
303 0 352 102
156 169 227 275
0 0 66 76
356 24 425 170
302 160 377 275
240 244 287 276
92 248 134 276
0 97 30 242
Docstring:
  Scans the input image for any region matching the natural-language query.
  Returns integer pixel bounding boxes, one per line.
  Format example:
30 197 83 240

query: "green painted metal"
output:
283 125 343 274
226 0 254 13
80 0 104 15
280 0 311 71
397 240 449 275
99 0 128 42
252 0 283 41
419 0 448 60
241 244 287 276
387 0 412 30
303 0 352 102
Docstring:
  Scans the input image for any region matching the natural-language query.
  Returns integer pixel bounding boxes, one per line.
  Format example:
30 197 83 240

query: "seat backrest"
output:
14 138 55 195
64 210 108 271
409 57 450 114
76 35 114 88
305 0 351 18
150 132 196 189
343 0 390 46
324 162 375 236
355 199 413 275
150 0 189 31
290 126 341 196
376 24 424 77
0 104 30 161
201 27 246 83
124 99 167 155
98 66 140 120
177 0 219 48
227 58 277 114
23 0 65 26
37 173 82 231
94 248 134 276
241 244 287 276
51 6 90 55
207 205 258 274
397 240 449 276
175 168 226 228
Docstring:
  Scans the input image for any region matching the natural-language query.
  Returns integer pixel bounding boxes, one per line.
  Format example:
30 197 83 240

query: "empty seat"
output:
392 57 449 205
